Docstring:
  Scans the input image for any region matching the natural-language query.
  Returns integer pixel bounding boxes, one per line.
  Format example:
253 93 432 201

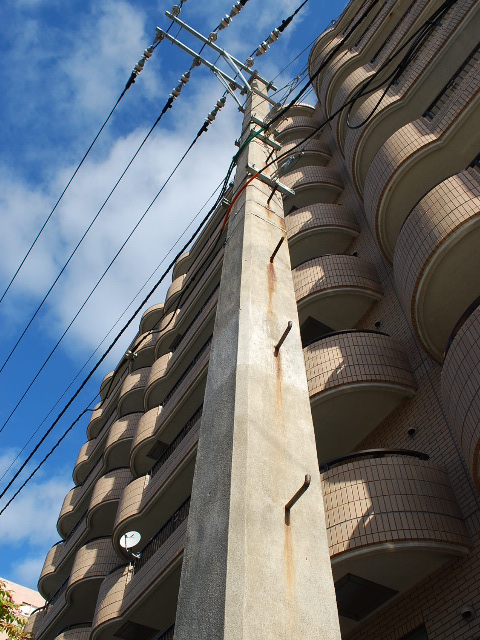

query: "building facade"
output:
26 0 480 638
0 578 44 640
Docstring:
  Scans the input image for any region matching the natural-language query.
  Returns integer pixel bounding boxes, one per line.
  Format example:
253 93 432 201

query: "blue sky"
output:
0 0 341 590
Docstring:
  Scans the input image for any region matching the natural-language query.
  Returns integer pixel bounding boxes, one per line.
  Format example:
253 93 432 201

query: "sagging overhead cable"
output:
0 4 189 309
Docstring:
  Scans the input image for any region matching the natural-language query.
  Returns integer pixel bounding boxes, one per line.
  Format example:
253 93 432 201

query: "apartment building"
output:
26 0 480 638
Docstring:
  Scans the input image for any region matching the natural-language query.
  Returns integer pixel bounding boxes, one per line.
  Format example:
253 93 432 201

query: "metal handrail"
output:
303 328 389 349
319 448 429 472
444 295 480 359
162 337 212 407
150 407 203 478
133 497 190 575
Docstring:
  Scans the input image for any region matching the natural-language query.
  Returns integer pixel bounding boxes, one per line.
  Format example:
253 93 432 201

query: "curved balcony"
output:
146 294 216 411
75 411 138 486
281 136 330 159
282 165 343 215
154 245 223 361
55 625 91 640
319 0 397 115
279 103 315 119
332 0 434 154
304 330 417 461
92 503 188 640
285 203 359 268
27 538 119 640
113 415 199 553
393 169 480 360
321 452 470 635
87 468 132 534
172 249 192 279
293 255 382 330
129 330 160 370
87 369 127 439
73 426 110 487
44 469 132 598
132 376 206 478
308 0 370 83
164 274 187 314
117 367 150 417
344 1 480 195
58 457 104 538
145 336 212 412
104 413 141 470
99 371 114 401
442 301 480 491
140 302 164 334
275 115 318 145
364 60 480 261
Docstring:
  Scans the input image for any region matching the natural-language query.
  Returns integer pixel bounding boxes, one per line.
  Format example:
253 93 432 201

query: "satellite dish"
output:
120 531 141 550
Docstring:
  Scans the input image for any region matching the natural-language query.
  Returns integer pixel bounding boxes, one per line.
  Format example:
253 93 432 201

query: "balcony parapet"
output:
117 367 150 416
92 507 187 640
304 330 416 460
44 469 131 597
322 453 470 634
114 418 199 550
282 165 343 214
393 168 480 360
344 0 480 195
442 301 480 492
27 539 119 640
364 51 480 261
145 337 211 412
293 255 382 329
155 246 224 359
164 274 187 313
318 0 396 116
285 203 359 268
55 625 91 640
87 368 126 439
140 303 164 334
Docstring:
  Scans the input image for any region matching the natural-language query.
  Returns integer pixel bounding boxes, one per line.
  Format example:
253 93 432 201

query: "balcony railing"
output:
423 44 480 119
150 407 203 478
133 497 190 575
171 285 219 353
161 337 212 407
319 448 429 472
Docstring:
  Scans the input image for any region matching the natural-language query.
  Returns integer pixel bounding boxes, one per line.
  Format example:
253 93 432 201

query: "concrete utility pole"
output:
174 79 341 640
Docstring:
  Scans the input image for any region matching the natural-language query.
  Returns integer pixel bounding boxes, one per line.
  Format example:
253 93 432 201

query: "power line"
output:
0 97 226 436
0 0 380 513
0 174 232 512
0 0 253 379
0 178 226 487
0 16 174 309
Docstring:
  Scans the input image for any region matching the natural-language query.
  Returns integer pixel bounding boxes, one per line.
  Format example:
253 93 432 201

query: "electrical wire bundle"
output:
0 0 405 516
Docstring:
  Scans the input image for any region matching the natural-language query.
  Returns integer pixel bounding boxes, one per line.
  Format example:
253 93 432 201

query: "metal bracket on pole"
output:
246 164 295 197
157 28 248 95
285 474 311 525
164 11 277 92
251 115 280 136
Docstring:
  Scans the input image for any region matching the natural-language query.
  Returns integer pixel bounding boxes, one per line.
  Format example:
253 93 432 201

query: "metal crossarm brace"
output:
157 27 247 94
246 164 295 197
249 130 282 150
251 115 280 136
164 11 277 92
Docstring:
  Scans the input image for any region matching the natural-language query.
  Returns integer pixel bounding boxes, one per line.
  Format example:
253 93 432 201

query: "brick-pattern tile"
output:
292 254 382 302
322 456 470 557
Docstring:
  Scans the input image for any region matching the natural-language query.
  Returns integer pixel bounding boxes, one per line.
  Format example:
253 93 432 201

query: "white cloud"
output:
0 470 71 547
12 556 46 590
